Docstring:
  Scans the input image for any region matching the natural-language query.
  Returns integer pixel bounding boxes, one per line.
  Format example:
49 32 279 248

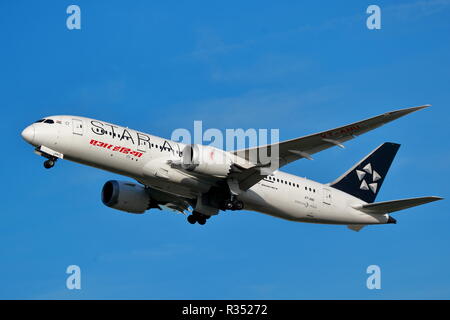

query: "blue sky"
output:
1 0 449 299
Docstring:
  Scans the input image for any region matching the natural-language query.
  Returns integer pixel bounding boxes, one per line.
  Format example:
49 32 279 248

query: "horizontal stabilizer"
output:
354 196 443 214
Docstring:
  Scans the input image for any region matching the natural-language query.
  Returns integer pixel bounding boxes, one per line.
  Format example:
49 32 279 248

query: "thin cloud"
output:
385 0 450 21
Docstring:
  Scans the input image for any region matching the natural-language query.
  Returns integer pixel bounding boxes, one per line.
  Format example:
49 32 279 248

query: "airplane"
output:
21 105 442 231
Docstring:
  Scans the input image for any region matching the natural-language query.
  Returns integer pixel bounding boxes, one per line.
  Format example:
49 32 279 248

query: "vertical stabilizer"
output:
330 142 400 203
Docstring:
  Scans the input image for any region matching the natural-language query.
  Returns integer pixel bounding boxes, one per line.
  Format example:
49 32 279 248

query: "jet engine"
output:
181 144 233 177
101 180 153 214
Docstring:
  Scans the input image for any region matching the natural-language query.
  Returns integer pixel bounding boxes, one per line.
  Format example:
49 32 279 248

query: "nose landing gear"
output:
35 146 61 169
43 158 57 169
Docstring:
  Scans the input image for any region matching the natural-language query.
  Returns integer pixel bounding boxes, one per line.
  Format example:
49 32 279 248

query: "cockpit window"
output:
34 119 45 123
44 119 54 124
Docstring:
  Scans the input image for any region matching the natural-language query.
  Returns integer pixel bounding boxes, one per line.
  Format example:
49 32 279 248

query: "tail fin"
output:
330 142 400 203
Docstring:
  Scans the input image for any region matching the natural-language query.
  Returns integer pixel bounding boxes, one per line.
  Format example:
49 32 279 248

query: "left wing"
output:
142 184 192 214
230 105 429 191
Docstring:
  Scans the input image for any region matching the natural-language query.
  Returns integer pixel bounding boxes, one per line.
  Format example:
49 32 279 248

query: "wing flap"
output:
228 163 275 191
354 196 443 214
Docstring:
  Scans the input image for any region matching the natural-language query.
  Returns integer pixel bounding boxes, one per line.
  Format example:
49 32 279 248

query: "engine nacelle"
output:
181 144 233 177
101 180 152 214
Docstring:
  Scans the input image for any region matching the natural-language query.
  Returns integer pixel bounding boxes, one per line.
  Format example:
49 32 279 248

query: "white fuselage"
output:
21 115 389 226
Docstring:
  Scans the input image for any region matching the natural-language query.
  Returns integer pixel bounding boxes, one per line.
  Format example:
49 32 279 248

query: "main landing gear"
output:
186 191 245 225
43 158 57 169
187 211 211 225
223 196 244 211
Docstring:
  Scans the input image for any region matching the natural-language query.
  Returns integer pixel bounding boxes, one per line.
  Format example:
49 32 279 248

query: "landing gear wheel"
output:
223 198 244 211
233 200 244 210
187 215 196 224
43 159 55 169
224 200 234 210
188 211 209 225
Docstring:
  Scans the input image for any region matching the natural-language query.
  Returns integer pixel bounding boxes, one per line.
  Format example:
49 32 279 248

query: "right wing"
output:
230 105 429 191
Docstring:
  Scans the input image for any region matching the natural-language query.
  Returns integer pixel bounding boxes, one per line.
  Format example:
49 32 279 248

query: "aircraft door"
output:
137 140 148 153
323 188 332 205
73 119 84 136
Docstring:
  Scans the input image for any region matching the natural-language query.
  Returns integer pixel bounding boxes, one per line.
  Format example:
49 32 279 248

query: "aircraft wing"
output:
138 182 192 214
230 105 429 191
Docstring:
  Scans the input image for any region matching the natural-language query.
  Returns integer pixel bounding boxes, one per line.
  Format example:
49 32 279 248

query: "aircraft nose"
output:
21 125 35 144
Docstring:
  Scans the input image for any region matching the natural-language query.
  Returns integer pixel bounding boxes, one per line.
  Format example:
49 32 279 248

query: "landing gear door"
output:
323 188 332 205
73 119 83 136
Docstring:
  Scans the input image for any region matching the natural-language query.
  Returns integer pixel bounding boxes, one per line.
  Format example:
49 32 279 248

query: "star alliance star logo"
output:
356 163 381 193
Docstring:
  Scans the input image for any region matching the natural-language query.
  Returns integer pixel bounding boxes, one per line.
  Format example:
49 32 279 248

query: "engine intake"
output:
101 180 152 214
